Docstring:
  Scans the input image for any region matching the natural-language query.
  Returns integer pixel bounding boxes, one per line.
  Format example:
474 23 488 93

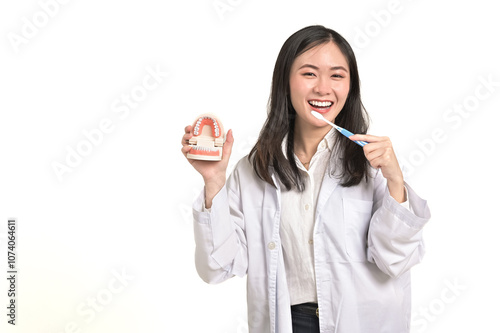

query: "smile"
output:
309 100 332 107
308 100 333 113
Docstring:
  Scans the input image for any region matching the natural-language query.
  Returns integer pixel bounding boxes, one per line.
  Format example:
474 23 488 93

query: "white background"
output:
1 0 499 332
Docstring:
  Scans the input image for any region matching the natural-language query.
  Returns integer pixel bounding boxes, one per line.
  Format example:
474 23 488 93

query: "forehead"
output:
293 41 349 69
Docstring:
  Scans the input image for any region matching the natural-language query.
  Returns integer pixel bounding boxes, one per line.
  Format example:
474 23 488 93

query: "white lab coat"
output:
192 155 431 333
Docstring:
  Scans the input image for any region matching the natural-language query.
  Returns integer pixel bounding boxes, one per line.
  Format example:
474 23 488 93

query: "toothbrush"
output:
311 111 368 147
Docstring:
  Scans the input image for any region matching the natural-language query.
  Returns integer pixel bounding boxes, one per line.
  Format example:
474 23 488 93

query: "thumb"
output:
222 129 234 161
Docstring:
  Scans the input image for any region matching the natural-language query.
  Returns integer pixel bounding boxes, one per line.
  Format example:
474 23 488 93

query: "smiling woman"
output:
181 25 431 333
250 26 369 190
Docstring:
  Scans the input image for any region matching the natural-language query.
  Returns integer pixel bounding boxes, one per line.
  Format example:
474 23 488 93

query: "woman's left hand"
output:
349 134 406 203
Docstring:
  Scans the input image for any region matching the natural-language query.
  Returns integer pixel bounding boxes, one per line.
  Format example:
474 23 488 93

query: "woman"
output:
181 25 430 333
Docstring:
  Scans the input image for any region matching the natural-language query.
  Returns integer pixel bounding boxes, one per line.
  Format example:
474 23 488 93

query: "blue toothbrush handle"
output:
339 128 369 147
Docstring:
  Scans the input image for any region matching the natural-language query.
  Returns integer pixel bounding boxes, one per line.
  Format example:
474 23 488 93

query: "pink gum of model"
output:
187 113 225 161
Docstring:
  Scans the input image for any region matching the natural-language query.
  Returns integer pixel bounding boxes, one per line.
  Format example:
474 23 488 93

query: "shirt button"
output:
268 242 276 250
305 204 310 211
308 239 313 245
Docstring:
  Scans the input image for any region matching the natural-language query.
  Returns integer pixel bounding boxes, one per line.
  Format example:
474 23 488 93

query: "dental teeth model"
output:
187 113 225 161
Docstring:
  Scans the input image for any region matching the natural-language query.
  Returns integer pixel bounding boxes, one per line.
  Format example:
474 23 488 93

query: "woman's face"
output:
289 41 350 129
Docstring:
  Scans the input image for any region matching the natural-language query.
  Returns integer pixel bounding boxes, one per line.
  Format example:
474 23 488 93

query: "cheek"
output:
290 94 303 113
289 77 305 96
338 83 350 101
289 79 307 106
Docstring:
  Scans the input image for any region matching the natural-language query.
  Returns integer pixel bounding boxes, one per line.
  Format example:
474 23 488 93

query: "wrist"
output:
387 178 405 203
203 175 226 209
387 177 404 187
203 174 226 189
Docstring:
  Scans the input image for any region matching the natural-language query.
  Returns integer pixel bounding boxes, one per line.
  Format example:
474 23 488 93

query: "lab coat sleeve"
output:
367 173 431 278
192 169 248 284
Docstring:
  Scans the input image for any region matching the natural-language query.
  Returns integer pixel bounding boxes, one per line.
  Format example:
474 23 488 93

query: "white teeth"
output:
193 116 220 137
191 146 218 152
309 101 332 107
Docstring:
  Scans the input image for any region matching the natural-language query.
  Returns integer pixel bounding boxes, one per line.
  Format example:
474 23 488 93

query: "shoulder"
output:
230 154 254 176
227 154 254 184
227 154 268 192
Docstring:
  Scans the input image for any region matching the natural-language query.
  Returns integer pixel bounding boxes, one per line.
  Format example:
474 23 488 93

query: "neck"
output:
293 119 330 161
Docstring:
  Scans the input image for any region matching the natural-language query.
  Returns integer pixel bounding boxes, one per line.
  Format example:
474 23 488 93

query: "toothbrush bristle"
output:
311 111 323 119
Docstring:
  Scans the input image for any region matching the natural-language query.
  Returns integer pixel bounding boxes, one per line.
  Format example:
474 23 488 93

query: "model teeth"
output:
191 146 218 152
193 116 219 136
309 101 332 107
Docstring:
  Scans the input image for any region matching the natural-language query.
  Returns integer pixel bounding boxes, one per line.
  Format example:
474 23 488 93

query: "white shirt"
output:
193 143 428 333
280 129 410 306
279 129 334 305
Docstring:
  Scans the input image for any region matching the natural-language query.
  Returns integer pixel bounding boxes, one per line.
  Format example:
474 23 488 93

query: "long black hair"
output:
249 25 370 191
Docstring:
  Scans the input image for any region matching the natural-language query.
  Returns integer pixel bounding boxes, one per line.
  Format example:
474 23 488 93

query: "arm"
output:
367 173 431 278
192 171 248 284
350 134 431 277
181 125 248 283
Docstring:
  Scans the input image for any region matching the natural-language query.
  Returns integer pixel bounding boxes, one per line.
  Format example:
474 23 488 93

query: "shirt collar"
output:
319 127 336 152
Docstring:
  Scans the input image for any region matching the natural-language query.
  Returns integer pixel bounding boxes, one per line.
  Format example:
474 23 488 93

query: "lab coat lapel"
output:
262 171 283 332
316 160 341 217
264 171 281 237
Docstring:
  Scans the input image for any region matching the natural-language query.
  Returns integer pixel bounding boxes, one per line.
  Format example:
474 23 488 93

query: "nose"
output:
313 76 331 95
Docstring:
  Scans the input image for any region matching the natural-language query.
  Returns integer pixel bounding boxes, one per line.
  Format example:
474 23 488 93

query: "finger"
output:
350 134 387 143
181 135 192 146
181 145 192 155
365 147 385 162
370 155 391 169
370 154 394 171
362 141 388 156
369 158 382 169
222 129 234 161
181 127 193 146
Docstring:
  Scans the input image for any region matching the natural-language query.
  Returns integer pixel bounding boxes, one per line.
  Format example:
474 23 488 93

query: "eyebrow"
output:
298 64 348 72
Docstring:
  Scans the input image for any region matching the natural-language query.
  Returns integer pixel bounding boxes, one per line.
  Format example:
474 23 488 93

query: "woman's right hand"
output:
181 125 234 207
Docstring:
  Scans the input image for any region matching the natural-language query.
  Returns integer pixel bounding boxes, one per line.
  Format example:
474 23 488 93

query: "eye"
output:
332 74 344 78
302 72 316 77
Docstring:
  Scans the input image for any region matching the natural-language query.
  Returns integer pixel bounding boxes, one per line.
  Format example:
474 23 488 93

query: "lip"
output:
308 99 334 113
